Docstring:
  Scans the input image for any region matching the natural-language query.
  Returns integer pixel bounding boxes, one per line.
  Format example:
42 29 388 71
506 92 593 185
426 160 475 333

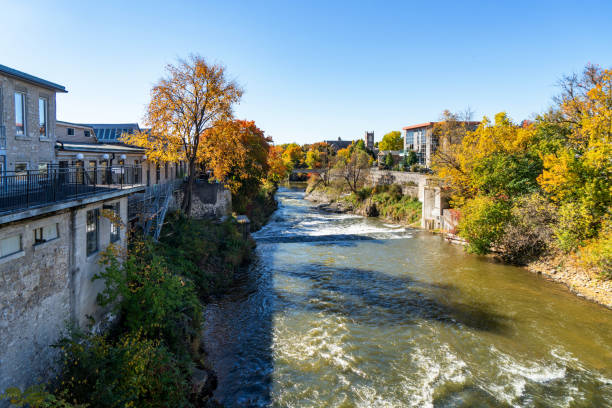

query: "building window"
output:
156 164 160 184
67 128 75 136
38 97 48 138
86 209 99 256
33 223 59 244
110 202 121 243
15 92 26 136
15 162 27 175
84 130 91 137
164 163 168 178
0 234 22 258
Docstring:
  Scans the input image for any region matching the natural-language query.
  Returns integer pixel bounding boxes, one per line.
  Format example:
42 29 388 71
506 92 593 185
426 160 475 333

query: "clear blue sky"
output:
2 0 611 145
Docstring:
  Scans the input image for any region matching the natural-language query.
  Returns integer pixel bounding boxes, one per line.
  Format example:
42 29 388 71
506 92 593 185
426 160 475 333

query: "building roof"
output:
56 120 95 130
402 121 480 131
56 141 145 154
0 64 67 93
80 123 141 143
402 122 436 131
324 138 353 150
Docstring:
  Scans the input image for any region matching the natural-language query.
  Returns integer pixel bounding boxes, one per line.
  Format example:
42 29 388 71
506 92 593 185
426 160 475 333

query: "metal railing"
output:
0 125 6 149
0 165 143 215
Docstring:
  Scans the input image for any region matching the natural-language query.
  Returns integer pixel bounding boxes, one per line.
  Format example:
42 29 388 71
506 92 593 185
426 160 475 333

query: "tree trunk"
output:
182 160 196 216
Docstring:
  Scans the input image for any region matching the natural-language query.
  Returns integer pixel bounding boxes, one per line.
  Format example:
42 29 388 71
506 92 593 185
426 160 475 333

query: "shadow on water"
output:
278 263 511 334
207 258 512 407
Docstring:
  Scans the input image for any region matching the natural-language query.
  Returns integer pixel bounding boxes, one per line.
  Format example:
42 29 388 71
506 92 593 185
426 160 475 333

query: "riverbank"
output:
203 186 612 407
305 183 421 226
305 183 612 309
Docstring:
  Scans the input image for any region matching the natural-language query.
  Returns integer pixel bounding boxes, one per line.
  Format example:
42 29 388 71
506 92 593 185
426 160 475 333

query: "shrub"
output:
54 330 191 408
580 219 612 279
158 212 252 298
554 202 591 252
1 385 80 408
497 194 556 265
95 241 202 358
458 196 512 254
355 186 373 201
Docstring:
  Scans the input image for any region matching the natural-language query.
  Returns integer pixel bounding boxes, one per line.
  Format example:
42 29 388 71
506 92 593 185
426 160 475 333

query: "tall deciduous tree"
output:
201 120 270 208
335 150 370 193
123 55 243 215
379 131 403 151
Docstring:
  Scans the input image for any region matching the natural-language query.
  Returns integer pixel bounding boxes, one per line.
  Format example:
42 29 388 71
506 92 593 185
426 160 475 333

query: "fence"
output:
0 165 143 214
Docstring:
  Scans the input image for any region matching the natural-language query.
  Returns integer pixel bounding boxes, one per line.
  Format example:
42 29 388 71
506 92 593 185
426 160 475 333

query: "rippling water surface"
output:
203 187 612 407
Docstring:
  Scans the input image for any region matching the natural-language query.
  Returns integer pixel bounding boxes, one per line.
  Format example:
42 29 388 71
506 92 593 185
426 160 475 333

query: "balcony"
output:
0 165 144 216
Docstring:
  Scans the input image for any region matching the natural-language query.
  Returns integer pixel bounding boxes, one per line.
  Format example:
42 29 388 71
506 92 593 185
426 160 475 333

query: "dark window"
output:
110 202 120 243
156 164 160 184
33 223 58 245
67 128 75 136
164 163 168 178
86 209 99 256
84 130 91 137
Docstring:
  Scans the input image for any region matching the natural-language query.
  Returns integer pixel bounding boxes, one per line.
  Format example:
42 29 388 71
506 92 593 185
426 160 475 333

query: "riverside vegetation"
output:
1 56 287 407
303 64 611 306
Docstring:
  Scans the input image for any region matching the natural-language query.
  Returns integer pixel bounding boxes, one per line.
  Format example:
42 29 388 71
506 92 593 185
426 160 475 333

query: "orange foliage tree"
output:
122 55 243 215
201 120 271 210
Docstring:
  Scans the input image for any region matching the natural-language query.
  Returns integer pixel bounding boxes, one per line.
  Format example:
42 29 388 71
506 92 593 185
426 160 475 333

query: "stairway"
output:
141 181 174 240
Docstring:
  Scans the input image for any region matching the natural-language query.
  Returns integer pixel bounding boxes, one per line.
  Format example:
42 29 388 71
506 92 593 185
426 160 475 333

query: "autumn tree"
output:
266 145 289 186
536 64 612 253
334 149 370 193
122 55 242 215
281 143 304 170
431 109 477 182
201 120 270 210
379 131 403 151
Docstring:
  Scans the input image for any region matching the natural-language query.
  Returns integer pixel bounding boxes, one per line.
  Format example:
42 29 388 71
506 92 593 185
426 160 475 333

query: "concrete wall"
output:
173 182 232 218
71 197 127 328
366 169 449 229
0 73 58 170
0 196 128 395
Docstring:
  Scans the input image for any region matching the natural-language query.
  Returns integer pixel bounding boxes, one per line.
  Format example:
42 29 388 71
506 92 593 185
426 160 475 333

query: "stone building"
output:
0 65 152 395
364 131 374 150
324 137 353 152
0 64 65 175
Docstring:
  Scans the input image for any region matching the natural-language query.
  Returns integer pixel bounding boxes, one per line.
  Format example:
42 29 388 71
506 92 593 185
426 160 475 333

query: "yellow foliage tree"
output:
122 55 243 215
435 112 536 206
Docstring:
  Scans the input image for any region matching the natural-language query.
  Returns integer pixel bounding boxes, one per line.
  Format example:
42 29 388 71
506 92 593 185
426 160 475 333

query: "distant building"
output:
364 131 374 150
403 121 479 167
324 137 353 152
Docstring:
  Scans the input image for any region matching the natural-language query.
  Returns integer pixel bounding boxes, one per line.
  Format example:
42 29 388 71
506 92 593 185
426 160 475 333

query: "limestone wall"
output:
173 182 232 219
0 196 128 397
0 212 71 393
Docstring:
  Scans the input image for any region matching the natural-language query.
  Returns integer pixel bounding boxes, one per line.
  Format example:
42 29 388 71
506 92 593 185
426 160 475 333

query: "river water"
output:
203 187 612 408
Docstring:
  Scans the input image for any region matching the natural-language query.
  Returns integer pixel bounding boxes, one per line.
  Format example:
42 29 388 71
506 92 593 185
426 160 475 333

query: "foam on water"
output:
204 187 612 408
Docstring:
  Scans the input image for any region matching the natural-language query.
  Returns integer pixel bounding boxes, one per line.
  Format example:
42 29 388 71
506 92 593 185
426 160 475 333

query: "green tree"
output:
384 153 394 169
379 131 403 151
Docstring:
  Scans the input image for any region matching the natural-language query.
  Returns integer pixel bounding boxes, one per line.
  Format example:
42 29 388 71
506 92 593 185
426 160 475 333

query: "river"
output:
202 186 612 408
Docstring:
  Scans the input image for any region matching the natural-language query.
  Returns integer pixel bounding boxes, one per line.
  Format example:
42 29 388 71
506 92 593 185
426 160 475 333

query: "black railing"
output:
0 165 143 215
